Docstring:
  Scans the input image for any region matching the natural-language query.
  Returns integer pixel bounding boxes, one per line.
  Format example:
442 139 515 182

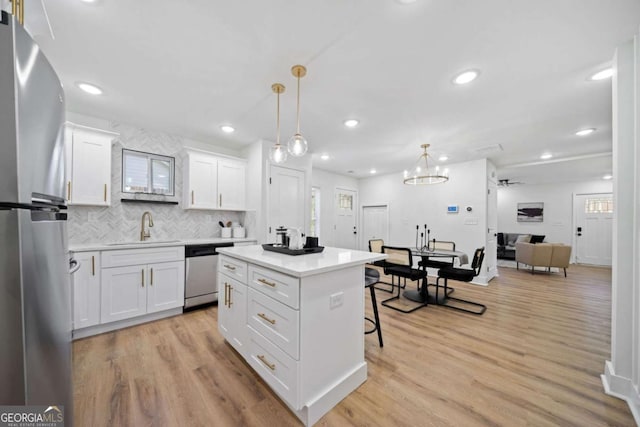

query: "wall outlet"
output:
330 292 344 309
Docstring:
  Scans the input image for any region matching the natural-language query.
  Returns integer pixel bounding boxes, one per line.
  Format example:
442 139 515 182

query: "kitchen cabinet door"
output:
184 152 218 209
68 126 114 206
146 261 185 313
218 159 246 210
101 265 147 323
72 251 101 329
218 274 248 356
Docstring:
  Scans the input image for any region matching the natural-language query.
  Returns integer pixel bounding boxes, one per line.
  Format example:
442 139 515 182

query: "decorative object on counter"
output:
287 65 309 157
269 83 288 164
221 227 232 238
415 224 431 251
232 227 245 238
403 144 449 185
286 227 304 250
262 243 324 256
274 226 288 247
304 236 319 248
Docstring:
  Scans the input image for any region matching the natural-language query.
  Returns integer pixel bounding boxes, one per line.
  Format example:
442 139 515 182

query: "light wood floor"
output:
73 265 634 426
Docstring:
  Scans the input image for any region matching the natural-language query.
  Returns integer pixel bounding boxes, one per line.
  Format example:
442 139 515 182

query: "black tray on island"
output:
262 243 325 256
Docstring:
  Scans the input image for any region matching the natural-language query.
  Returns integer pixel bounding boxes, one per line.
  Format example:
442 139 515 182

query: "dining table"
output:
403 248 469 305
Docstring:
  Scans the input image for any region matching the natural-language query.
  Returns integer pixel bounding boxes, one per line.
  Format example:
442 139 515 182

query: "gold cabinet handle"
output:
150 268 153 286
91 255 95 276
191 190 194 205
104 184 107 202
219 194 222 207
67 181 71 201
141 269 145 287
228 285 233 307
258 278 276 288
224 283 229 307
257 354 275 371
257 313 276 325
224 264 236 271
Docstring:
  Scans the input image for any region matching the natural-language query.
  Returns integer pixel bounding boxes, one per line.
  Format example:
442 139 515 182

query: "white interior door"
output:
486 180 498 279
573 193 613 266
334 188 358 249
361 205 389 251
268 166 305 243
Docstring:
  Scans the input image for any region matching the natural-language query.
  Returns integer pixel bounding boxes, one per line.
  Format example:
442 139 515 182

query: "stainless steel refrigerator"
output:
0 10 73 419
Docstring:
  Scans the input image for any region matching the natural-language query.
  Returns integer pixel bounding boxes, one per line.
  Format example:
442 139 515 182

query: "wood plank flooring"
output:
73 264 634 426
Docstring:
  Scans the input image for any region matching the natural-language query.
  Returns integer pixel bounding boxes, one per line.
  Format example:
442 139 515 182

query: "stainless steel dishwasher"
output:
185 242 234 308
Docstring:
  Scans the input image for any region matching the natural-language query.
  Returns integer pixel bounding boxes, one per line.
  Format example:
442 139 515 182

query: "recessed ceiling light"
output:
590 68 614 81
540 153 553 160
80 0 97 3
439 155 448 162
603 174 613 180
575 128 595 136
344 119 359 128
453 70 479 85
395 0 417 4
76 82 103 95
320 154 330 160
347 170 354 174
220 125 235 133
370 169 377 174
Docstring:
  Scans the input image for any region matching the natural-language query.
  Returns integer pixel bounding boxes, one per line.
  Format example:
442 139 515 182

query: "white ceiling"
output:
33 0 640 183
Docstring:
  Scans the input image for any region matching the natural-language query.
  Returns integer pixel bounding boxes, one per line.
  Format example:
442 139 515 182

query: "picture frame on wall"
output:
517 202 544 222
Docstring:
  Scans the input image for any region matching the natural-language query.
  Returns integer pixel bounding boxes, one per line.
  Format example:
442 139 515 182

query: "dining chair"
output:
380 246 428 313
368 239 395 292
435 247 487 315
419 240 457 270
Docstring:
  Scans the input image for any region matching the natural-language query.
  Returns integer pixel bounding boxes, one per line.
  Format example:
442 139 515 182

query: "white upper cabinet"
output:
183 150 246 210
65 123 117 206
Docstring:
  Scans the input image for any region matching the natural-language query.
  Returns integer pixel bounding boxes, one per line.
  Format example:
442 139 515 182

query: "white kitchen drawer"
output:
248 288 300 359
101 246 184 268
219 255 248 283
247 326 299 409
248 265 300 309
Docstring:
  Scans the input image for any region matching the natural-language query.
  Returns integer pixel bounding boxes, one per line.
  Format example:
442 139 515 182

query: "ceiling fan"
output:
498 178 524 187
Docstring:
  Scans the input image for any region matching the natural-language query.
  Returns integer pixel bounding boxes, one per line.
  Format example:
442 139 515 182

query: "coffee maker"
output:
275 226 288 247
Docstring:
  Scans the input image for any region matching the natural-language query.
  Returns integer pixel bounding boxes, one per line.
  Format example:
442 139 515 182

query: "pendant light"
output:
287 65 308 157
403 144 449 185
269 83 288 164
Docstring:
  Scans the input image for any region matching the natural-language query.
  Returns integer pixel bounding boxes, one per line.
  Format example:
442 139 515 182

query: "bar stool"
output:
365 267 383 347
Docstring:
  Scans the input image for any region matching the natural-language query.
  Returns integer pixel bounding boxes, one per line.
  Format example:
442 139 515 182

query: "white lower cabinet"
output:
71 251 101 329
218 272 248 356
147 261 185 313
101 264 147 323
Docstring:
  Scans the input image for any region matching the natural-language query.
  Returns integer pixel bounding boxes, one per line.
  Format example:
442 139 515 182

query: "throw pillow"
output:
515 234 531 244
507 234 518 246
530 234 545 244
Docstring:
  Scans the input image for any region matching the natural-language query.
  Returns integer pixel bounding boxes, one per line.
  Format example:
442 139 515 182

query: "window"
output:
585 197 613 213
338 192 353 211
310 187 320 237
122 149 175 195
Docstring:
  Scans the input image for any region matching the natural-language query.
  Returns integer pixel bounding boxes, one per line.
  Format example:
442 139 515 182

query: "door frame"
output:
572 192 613 265
361 203 390 251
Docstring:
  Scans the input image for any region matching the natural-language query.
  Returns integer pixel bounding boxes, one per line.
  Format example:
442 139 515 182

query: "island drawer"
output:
248 265 300 309
248 288 300 359
219 255 248 283
247 325 299 409
101 246 184 268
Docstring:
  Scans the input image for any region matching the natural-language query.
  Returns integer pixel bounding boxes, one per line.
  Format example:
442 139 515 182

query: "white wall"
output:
311 168 359 247
358 158 490 283
497 180 613 246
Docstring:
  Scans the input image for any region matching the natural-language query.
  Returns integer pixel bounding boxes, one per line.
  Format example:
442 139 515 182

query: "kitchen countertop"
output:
69 237 257 252
217 244 386 278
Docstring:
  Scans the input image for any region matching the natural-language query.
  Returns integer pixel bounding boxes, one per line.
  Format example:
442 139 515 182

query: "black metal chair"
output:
380 246 428 313
364 267 383 347
418 240 457 270
368 239 395 293
435 247 487 315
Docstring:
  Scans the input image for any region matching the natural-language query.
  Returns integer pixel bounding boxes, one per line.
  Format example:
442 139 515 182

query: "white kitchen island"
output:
217 245 385 426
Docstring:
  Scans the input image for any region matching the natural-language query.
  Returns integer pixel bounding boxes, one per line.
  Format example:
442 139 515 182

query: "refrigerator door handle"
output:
69 259 81 275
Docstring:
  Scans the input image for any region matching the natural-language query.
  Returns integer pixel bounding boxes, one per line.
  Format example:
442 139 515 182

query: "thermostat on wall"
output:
447 205 459 213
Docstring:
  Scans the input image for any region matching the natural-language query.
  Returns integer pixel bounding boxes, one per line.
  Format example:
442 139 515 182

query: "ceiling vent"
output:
474 144 503 155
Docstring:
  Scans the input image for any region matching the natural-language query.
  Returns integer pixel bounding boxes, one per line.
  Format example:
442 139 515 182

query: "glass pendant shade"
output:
269 144 288 164
403 144 449 185
287 133 308 157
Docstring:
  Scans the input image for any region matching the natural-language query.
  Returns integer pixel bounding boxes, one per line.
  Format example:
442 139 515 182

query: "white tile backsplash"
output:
68 121 248 244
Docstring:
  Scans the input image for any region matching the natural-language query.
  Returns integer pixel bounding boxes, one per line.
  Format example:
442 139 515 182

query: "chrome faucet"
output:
140 211 154 241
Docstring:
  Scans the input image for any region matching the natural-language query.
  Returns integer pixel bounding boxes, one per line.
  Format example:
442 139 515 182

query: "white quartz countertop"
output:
69 237 257 252
217 245 386 278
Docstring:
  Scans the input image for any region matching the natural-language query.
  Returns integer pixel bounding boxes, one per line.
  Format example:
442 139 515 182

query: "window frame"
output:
121 148 175 196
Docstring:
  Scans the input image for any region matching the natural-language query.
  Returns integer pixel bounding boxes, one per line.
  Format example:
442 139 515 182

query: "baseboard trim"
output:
73 307 183 339
602 360 640 424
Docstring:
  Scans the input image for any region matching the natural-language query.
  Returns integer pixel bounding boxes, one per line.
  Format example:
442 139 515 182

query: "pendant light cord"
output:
277 90 281 145
296 74 301 134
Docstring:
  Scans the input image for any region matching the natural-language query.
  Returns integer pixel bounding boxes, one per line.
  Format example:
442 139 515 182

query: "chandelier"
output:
403 144 449 185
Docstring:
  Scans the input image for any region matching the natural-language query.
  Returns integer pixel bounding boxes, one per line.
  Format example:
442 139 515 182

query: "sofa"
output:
515 242 572 276
497 233 546 260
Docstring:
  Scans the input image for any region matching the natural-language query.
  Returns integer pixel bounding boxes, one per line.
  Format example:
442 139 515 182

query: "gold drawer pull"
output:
191 190 194 205
67 181 71 201
257 354 275 371
258 278 276 288
224 283 229 307
141 269 145 287
257 313 276 325
91 255 95 276
224 264 236 271
150 268 154 286
228 285 233 307
104 183 107 202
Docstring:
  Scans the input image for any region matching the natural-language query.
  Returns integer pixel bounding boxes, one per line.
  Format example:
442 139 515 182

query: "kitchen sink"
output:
106 240 182 246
